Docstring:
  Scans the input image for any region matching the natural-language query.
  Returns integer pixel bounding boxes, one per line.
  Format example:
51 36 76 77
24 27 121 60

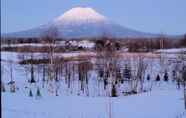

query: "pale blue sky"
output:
1 0 186 35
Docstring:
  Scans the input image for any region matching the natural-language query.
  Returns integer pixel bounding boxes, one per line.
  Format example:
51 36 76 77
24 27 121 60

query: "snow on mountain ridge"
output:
54 7 107 24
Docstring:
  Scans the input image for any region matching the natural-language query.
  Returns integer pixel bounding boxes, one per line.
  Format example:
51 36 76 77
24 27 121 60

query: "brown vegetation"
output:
1 34 186 53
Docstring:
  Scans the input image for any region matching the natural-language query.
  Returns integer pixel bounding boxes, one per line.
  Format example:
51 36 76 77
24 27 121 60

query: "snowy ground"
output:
1 49 186 118
156 48 186 53
2 86 186 118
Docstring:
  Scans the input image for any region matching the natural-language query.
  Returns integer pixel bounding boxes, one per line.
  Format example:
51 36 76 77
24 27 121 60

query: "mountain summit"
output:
3 7 157 38
54 7 107 24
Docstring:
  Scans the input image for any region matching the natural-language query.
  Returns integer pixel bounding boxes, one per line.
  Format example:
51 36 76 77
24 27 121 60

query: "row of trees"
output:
91 34 186 52
2 34 186 53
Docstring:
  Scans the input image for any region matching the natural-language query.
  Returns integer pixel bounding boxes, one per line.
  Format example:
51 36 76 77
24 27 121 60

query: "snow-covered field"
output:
1 49 186 118
2 87 185 118
156 48 186 53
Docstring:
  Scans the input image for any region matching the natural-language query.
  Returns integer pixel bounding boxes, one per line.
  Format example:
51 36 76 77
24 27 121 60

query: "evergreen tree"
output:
10 81 16 93
104 77 108 90
177 78 181 89
164 72 169 81
147 74 150 81
30 64 36 83
29 89 33 97
156 74 160 81
36 87 41 97
98 69 104 78
1 81 6 92
111 84 117 97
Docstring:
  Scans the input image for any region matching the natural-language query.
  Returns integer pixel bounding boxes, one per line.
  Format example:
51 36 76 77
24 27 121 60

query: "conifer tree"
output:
147 74 150 81
10 82 16 93
164 72 168 81
99 69 104 78
36 87 41 98
29 89 33 97
30 63 36 83
1 81 6 92
104 77 108 90
111 84 117 97
156 74 160 81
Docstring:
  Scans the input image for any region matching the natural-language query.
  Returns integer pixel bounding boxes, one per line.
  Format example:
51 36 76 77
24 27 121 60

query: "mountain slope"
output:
2 7 158 39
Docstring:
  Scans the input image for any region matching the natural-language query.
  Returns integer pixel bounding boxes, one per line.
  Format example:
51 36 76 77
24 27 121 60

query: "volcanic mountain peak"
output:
54 7 107 24
2 7 162 38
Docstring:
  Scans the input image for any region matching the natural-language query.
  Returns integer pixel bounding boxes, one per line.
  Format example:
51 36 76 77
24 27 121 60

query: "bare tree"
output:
1 64 6 92
136 55 148 92
40 26 60 95
183 66 186 110
18 52 36 84
7 55 16 93
179 49 186 109
95 36 120 97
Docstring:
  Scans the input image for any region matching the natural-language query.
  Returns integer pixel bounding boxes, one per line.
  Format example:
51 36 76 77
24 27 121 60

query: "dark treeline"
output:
1 34 186 52
1 37 40 44
2 45 68 53
95 35 186 52
1 37 65 44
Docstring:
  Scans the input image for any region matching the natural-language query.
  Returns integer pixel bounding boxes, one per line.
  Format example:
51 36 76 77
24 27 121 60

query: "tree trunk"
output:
184 88 186 110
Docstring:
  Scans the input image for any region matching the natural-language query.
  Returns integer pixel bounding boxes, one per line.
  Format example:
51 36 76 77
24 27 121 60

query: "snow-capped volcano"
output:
54 7 107 24
3 7 157 38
